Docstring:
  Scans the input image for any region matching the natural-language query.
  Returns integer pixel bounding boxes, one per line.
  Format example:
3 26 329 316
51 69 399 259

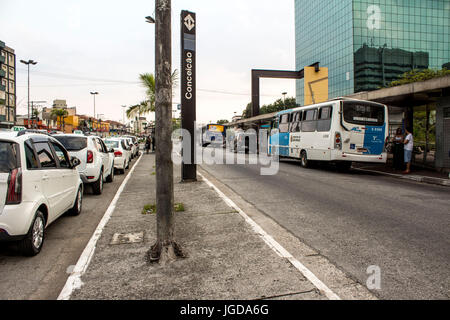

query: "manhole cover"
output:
111 232 144 245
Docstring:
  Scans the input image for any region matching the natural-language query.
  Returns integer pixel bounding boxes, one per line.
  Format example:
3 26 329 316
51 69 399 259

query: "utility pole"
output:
20 59 37 128
147 0 183 264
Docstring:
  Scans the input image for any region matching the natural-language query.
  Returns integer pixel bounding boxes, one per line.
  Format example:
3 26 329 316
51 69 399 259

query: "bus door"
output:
341 101 386 155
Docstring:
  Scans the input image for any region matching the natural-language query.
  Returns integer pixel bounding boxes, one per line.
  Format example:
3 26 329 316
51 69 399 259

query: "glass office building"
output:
295 0 450 105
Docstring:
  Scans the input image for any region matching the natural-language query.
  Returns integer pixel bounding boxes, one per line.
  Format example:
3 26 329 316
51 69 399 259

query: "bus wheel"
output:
300 151 310 168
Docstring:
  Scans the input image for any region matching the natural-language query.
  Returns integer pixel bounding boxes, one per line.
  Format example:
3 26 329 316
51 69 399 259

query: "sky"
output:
0 0 296 125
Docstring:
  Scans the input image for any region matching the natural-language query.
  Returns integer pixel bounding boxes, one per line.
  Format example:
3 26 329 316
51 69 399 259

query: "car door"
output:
98 138 113 175
33 141 64 222
50 141 77 212
95 138 110 177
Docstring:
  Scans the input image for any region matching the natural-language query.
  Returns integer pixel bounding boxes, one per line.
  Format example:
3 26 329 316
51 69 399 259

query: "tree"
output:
127 71 180 119
241 97 298 119
216 119 229 125
51 109 68 131
147 0 184 265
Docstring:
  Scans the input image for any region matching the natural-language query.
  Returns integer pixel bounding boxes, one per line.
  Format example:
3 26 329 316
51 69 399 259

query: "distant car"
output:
123 136 140 158
0 131 83 256
119 137 135 161
53 134 115 194
103 138 130 174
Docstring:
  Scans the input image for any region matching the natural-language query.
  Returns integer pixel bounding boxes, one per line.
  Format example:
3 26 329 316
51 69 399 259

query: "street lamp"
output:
20 59 38 128
90 92 99 120
145 16 155 24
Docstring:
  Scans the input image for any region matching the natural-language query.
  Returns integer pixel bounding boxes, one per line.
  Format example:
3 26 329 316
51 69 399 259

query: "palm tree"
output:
51 108 68 131
126 71 179 120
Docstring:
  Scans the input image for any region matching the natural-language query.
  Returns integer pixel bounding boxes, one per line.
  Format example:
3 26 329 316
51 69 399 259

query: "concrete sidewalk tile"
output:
70 154 325 300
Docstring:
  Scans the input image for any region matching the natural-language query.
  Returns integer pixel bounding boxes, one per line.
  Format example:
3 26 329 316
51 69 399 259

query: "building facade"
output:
295 0 450 105
0 41 16 128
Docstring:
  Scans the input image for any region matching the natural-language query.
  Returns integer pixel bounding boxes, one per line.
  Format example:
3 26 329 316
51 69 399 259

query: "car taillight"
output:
335 132 342 150
114 151 122 157
87 150 94 163
6 168 22 205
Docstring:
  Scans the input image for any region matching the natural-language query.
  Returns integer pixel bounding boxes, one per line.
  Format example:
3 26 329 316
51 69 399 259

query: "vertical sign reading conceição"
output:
181 10 197 181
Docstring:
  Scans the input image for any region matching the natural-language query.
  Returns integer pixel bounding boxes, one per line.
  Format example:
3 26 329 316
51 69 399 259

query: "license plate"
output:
357 148 368 153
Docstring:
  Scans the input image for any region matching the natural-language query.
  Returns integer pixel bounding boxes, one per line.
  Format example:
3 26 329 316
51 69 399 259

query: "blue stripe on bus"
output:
363 124 386 155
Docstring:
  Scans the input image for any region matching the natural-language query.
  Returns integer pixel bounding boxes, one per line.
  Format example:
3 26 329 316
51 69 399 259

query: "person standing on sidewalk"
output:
403 127 414 174
393 128 405 171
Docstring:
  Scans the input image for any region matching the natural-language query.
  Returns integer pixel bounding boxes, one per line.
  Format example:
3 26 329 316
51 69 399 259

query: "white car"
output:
118 137 133 164
124 136 140 157
122 136 137 159
53 134 115 195
103 138 130 174
0 131 83 256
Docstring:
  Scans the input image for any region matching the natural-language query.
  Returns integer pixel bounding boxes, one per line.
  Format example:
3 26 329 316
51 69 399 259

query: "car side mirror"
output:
71 156 81 168
109 148 115 153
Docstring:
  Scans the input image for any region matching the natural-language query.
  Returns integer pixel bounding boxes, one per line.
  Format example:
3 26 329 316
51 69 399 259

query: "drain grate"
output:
110 232 144 245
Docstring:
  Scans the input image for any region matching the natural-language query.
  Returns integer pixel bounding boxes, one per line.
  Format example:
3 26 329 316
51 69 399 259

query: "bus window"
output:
290 112 301 132
279 114 290 133
317 106 332 132
301 109 317 132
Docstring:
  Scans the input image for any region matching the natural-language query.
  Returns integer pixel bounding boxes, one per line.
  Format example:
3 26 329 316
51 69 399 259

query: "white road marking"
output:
57 154 143 300
198 171 341 300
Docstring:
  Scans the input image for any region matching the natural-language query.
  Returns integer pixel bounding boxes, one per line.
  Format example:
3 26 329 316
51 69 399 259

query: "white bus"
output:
268 98 389 170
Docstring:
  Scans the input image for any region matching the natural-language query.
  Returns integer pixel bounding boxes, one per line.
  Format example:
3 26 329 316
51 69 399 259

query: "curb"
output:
353 167 450 187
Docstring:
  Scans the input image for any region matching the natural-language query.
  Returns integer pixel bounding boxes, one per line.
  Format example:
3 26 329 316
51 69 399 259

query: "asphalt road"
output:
201 153 450 300
0 154 141 300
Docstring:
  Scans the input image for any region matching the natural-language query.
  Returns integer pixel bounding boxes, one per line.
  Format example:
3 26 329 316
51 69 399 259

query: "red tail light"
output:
6 168 22 205
334 132 342 150
87 150 94 163
114 151 122 157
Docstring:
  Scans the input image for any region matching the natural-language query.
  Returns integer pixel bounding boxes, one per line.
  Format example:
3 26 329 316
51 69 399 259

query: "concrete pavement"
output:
62 152 356 300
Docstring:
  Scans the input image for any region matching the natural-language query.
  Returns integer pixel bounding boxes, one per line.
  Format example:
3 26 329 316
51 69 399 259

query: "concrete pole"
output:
148 0 183 264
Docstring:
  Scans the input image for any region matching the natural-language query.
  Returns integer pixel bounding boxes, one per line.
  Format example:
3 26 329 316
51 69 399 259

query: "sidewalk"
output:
352 161 450 187
63 153 328 300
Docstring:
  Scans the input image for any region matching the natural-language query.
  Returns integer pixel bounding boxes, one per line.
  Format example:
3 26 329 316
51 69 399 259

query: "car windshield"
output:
343 101 385 126
54 136 88 151
0 141 18 173
105 140 119 148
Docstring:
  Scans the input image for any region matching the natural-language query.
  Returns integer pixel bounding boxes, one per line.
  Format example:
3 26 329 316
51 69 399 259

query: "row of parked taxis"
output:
0 129 140 256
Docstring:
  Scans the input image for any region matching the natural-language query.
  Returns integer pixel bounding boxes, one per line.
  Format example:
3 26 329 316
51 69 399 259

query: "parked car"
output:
118 137 134 163
122 136 138 158
124 136 140 157
0 131 83 256
103 138 130 174
53 134 115 195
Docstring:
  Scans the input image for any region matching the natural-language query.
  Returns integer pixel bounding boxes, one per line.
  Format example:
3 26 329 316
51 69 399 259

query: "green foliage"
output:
141 203 185 215
413 109 436 147
216 119 229 125
242 97 298 119
388 68 450 87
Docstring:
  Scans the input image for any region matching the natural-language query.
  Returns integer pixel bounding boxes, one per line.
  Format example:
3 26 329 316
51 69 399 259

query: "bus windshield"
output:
343 101 385 126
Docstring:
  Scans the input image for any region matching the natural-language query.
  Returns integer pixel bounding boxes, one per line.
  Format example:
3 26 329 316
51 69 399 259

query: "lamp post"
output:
90 92 99 120
282 92 287 105
20 59 38 128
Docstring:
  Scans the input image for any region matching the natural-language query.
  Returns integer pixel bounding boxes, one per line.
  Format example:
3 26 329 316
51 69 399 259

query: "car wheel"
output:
301 151 310 168
18 211 45 256
106 165 114 183
92 171 103 195
69 187 83 216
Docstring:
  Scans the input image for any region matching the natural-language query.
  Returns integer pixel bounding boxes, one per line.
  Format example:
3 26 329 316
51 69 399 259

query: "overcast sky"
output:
1 0 296 125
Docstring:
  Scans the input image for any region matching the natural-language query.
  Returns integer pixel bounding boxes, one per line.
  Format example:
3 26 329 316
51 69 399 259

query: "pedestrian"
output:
145 135 151 154
392 128 404 171
403 127 414 174
151 132 156 152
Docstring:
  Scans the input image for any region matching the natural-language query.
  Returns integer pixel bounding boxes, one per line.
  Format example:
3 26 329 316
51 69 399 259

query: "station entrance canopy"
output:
251 62 328 117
